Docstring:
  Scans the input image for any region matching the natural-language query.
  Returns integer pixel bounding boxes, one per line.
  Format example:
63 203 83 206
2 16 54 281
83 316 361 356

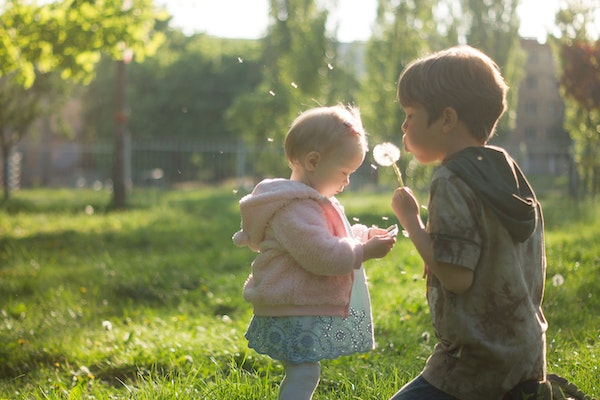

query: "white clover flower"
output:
373 142 404 186
552 274 565 287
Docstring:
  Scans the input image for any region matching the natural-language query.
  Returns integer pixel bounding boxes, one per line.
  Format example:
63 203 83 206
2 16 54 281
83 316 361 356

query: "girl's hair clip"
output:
343 121 361 135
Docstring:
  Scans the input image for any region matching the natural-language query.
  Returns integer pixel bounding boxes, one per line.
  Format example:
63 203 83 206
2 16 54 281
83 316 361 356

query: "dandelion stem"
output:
392 162 404 187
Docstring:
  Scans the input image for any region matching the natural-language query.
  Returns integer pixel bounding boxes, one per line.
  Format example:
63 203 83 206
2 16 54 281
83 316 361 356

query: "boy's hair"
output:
284 105 368 165
397 45 508 143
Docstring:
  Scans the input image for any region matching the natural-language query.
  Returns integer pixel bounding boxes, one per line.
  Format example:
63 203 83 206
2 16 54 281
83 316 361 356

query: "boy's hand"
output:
391 187 420 230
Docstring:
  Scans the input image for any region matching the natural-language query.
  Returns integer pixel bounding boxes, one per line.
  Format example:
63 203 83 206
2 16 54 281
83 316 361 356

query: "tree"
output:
455 0 526 140
558 40 600 197
83 34 262 142
553 0 600 197
81 33 263 184
0 0 166 203
227 0 334 180
359 0 446 188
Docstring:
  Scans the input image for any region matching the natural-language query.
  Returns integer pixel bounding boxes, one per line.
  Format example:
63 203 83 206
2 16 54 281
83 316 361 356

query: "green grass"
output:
0 187 598 399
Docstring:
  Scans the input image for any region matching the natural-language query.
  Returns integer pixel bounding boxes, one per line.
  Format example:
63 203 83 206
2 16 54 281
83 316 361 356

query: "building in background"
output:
507 38 572 176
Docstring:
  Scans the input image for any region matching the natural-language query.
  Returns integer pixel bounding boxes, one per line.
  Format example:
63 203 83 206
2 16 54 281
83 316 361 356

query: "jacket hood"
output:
443 146 538 242
232 179 328 251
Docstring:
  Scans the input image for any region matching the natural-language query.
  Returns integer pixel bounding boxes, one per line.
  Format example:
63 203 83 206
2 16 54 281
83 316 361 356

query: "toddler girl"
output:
233 105 396 399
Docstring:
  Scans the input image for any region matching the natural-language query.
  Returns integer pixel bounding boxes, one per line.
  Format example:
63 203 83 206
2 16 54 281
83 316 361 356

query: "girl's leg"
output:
278 361 321 400
390 375 459 400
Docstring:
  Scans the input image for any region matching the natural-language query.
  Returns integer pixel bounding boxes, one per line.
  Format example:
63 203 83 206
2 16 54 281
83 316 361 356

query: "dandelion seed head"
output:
373 142 401 166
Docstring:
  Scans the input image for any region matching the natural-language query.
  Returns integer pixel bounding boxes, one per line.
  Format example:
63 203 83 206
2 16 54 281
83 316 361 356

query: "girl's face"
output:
309 139 365 198
401 104 445 164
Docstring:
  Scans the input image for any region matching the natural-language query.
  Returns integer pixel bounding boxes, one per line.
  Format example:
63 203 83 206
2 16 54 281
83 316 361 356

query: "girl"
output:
233 105 396 399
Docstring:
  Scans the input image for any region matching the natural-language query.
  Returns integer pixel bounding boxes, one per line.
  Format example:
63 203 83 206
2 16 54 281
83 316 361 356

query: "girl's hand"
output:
363 234 396 260
368 226 389 238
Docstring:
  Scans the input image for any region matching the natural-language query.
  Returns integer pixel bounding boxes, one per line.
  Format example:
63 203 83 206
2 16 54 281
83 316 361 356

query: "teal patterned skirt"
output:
245 268 374 363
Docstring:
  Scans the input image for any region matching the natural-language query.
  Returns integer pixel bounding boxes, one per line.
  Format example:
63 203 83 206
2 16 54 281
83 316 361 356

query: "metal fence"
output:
4 138 573 192
10 139 253 190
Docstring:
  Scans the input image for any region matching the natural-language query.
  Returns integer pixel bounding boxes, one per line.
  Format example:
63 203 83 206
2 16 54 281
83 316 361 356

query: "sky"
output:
158 0 562 43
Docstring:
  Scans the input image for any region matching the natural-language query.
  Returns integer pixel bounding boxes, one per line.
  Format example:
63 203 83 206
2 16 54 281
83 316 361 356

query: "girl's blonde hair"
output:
284 105 368 165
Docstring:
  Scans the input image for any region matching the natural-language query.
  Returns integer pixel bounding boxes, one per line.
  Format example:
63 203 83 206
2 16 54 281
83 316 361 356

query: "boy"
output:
390 46 549 400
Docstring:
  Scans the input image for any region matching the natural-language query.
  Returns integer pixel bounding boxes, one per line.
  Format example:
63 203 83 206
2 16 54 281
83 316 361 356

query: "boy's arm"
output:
392 187 473 294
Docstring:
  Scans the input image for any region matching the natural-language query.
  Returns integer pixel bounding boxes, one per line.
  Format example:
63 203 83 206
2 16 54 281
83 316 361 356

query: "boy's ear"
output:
304 151 321 171
442 107 459 131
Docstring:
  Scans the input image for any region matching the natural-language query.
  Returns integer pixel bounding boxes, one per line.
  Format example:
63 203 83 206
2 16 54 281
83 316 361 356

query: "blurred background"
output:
1 0 599 207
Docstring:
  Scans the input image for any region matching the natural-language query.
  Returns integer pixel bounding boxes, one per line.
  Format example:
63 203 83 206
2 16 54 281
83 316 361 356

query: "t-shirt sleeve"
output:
428 173 483 270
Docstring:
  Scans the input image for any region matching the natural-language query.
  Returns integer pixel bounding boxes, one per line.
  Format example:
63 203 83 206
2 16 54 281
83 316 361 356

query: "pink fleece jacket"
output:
233 178 367 317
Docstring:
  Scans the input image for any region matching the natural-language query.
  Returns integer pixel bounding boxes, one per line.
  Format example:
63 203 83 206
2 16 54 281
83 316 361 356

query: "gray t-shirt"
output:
422 167 547 400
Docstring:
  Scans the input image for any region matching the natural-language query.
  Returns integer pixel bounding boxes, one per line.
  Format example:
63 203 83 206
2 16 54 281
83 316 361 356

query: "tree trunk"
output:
1 128 11 202
112 59 130 209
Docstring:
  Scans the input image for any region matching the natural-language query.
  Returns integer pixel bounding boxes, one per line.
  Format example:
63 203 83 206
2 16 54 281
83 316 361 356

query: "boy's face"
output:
401 104 446 164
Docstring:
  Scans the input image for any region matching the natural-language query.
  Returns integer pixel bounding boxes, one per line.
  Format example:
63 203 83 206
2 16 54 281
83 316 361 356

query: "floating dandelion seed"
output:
327 63 334 70
269 90 275 96
373 142 404 186
352 217 360 222
267 138 274 142
291 82 298 88
552 274 565 287
237 57 243 63
370 163 378 171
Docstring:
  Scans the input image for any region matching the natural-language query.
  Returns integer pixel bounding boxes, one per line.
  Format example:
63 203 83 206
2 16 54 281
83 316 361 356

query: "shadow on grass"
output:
0 189 253 382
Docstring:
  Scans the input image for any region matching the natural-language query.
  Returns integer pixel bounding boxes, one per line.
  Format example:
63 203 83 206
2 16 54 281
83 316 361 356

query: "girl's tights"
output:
278 361 321 400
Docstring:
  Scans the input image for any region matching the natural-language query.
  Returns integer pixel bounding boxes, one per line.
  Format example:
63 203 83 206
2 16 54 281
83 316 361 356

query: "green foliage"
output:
81 33 263 141
0 0 167 201
0 188 598 399
0 0 167 88
552 1 600 197
227 0 365 179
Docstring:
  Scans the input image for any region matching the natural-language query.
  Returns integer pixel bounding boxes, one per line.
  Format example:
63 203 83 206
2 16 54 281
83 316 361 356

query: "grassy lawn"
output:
0 186 598 399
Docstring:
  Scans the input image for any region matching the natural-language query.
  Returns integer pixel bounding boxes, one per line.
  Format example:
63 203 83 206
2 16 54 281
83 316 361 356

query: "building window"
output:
525 127 536 142
526 75 537 89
